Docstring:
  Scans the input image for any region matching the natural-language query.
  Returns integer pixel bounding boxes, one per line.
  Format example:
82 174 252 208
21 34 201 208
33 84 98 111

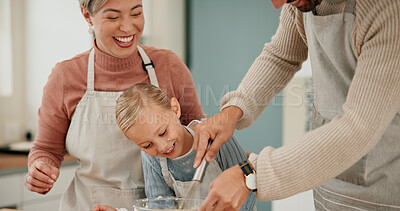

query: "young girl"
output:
93 83 256 211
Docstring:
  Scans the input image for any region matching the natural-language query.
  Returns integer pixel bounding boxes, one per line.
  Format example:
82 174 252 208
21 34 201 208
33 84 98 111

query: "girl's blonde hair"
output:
78 0 108 14
116 83 171 133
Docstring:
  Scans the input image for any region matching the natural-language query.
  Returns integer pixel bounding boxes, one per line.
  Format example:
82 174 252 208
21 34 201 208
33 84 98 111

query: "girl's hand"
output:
25 161 59 194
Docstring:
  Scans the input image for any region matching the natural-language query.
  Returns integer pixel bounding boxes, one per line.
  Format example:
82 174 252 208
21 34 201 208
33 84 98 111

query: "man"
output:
195 0 400 210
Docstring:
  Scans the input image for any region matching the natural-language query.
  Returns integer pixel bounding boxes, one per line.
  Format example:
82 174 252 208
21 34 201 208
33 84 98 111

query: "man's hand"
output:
199 165 250 211
25 161 59 194
193 106 243 168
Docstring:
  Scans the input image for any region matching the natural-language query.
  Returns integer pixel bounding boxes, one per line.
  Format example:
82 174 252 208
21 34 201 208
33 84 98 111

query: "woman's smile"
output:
113 35 135 48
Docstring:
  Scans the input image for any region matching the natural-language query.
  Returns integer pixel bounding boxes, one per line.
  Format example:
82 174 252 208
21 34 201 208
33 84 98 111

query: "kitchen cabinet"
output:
20 165 76 211
0 153 77 210
0 173 23 208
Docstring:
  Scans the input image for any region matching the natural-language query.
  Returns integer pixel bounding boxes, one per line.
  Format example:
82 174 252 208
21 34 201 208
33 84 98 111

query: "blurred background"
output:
0 0 314 210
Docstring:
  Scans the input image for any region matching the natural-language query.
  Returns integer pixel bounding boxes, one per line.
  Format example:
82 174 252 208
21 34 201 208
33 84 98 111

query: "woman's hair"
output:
116 83 172 133
78 0 108 14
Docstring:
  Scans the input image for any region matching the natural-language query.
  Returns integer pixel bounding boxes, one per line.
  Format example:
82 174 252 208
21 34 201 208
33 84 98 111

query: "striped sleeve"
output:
215 135 248 171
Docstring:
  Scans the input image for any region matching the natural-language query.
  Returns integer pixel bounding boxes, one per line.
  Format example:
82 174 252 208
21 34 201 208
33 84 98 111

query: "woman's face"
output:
88 0 144 58
125 100 193 159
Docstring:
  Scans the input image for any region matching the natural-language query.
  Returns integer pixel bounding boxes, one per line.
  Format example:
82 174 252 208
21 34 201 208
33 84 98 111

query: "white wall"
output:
0 0 186 144
0 0 13 97
0 0 27 145
272 61 315 211
143 0 186 61
24 0 91 136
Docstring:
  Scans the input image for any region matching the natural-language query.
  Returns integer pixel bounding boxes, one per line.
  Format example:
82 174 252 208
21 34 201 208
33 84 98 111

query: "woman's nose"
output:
119 18 134 33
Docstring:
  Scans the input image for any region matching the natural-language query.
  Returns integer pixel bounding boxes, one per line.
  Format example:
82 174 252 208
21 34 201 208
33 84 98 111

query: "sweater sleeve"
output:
220 5 308 130
28 63 69 168
216 135 257 211
141 151 175 198
169 53 206 125
249 0 400 200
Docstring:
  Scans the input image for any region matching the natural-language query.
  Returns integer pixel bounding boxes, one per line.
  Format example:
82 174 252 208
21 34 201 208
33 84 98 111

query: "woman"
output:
24 0 204 210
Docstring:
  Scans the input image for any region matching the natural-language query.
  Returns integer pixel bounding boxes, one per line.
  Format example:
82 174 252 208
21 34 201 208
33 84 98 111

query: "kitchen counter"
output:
0 152 77 176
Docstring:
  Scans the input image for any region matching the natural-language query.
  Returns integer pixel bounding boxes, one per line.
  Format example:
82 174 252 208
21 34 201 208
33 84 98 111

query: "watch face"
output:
246 174 257 190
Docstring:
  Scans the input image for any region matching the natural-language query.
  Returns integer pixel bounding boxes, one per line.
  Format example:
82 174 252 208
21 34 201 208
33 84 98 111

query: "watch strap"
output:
240 161 255 175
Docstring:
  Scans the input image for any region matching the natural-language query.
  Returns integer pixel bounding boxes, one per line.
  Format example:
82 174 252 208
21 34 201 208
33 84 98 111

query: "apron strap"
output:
137 45 159 87
184 125 196 137
87 48 95 92
159 157 176 190
344 0 356 14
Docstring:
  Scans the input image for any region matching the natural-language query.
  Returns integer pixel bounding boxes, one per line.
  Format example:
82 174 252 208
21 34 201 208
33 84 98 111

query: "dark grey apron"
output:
304 0 400 210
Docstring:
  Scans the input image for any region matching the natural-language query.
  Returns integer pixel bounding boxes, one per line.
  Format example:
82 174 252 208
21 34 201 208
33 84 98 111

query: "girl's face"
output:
125 99 193 159
82 0 144 58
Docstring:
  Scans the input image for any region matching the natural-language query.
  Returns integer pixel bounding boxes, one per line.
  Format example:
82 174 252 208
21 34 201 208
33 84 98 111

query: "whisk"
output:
179 139 212 209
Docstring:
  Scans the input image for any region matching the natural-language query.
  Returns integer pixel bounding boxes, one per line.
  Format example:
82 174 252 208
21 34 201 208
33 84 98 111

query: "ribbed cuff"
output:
28 156 59 169
248 153 259 172
220 92 255 130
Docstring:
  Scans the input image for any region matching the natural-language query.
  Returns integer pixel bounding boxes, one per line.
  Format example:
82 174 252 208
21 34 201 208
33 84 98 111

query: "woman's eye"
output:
160 129 167 137
107 17 118 20
131 12 142 17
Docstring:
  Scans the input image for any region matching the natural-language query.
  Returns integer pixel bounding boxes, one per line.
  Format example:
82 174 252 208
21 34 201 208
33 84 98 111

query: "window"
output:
0 0 13 97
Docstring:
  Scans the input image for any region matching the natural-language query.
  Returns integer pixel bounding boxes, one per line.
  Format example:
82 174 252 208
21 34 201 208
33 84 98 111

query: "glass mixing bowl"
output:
132 197 204 211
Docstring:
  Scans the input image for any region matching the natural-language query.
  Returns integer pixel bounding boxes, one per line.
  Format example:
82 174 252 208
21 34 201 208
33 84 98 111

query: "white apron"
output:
159 121 223 198
304 0 400 210
61 46 159 210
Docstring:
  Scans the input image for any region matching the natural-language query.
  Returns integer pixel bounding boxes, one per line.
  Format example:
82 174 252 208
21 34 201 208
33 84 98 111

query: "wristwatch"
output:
239 161 257 192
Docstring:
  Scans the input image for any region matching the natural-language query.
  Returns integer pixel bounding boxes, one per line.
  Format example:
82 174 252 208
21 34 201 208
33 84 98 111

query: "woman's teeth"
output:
114 36 133 43
165 144 174 154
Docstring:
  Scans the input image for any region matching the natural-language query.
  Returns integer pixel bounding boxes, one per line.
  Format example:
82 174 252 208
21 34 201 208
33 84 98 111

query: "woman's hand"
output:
199 165 250 211
193 106 243 168
24 161 59 194
92 205 117 211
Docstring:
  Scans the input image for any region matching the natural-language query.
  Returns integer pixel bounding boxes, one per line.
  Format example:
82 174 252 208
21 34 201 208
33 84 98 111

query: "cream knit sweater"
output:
221 0 400 201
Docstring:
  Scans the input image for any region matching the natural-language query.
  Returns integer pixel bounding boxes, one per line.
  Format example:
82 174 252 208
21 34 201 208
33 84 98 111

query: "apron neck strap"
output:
137 45 159 87
87 48 95 91
184 125 196 138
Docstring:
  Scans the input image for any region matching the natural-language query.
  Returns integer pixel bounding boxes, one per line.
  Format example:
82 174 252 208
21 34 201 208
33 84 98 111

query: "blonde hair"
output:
78 0 108 14
116 83 172 133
